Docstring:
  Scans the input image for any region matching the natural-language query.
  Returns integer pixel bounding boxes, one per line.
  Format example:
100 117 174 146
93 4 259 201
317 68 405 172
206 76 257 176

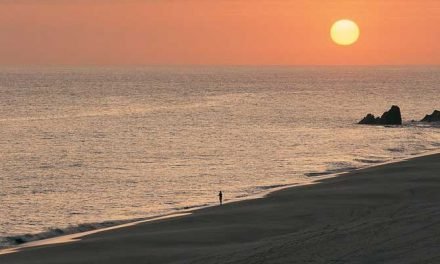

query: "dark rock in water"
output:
420 110 440 122
358 105 402 125
380 105 402 125
358 113 379 124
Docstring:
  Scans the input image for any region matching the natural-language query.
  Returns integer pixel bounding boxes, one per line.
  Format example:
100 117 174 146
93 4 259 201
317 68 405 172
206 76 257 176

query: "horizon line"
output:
0 63 439 68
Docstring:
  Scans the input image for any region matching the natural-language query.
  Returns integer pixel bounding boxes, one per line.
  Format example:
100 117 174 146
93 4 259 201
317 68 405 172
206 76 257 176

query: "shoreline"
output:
1 151 440 263
1 148 439 257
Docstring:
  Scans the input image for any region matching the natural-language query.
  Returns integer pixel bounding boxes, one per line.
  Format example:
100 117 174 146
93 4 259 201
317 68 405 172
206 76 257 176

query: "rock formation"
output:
420 110 440 122
358 105 402 125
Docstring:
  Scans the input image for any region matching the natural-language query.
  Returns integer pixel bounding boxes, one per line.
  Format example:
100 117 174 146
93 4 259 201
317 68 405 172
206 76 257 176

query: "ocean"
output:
1 66 439 247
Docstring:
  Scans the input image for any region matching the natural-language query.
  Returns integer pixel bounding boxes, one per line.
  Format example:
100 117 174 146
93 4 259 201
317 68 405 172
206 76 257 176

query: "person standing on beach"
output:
218 191 223 205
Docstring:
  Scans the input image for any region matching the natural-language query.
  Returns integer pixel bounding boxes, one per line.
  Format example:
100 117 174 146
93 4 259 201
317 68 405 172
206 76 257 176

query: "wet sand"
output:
1 153 440 263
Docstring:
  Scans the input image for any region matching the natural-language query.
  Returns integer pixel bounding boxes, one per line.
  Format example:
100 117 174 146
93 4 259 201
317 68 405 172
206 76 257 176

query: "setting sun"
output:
331 19 360 46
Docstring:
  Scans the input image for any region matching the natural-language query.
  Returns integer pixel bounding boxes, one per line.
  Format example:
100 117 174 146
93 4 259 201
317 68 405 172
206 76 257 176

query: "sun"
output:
331 19 360 46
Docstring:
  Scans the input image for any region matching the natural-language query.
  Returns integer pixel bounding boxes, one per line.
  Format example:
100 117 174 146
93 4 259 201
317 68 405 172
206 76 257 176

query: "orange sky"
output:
0 0 439 65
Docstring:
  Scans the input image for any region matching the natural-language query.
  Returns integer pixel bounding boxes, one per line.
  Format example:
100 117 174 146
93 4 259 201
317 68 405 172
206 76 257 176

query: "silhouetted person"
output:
218 191 223 205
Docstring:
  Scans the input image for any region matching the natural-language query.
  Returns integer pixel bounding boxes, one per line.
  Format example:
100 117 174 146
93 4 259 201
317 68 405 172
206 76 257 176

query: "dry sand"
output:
1 153 440 263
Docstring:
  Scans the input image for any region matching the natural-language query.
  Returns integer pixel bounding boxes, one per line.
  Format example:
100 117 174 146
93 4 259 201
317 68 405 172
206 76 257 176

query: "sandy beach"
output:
2 153 440 263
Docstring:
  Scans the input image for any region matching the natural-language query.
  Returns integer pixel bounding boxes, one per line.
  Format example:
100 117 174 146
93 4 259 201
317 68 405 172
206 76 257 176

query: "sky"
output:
0 0 439 65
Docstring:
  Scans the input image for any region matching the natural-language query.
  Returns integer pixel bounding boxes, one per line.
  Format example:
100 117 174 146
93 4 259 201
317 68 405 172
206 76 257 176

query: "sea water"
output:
1 66 439 247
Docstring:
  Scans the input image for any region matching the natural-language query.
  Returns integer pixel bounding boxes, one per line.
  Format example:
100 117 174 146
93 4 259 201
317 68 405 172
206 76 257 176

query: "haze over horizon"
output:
1 0 439 66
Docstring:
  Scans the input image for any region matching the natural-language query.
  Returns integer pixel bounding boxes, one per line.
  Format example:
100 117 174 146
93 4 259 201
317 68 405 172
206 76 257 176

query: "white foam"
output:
0 213 191 256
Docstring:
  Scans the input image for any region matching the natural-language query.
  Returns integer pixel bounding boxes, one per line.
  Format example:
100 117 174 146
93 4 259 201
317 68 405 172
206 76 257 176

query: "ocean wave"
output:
353 158 386 164
255 184 294 191
0 219 140 249
405 121 440 128
178 204 210 210
305 166 359 177
387 147 405 153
